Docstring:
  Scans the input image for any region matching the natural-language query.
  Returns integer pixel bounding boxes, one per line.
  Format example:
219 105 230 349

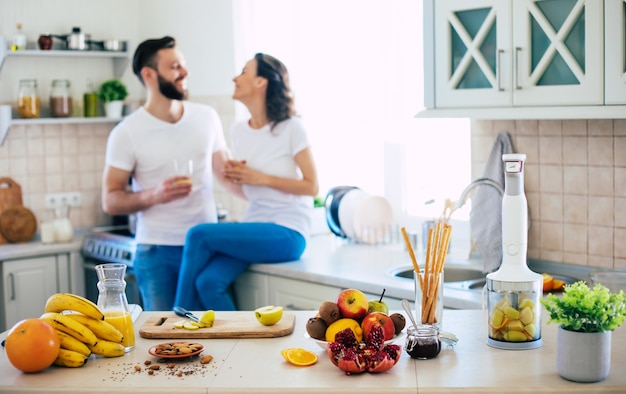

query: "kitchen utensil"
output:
402 298 419 328
173 306 199 322
0 178 24 244
53 27 88 50
139 311 295 339
324 186 358 238
0 205 37 243
486 153 543 350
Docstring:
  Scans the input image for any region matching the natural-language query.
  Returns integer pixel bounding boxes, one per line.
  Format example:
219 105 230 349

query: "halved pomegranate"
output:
327 326 402 375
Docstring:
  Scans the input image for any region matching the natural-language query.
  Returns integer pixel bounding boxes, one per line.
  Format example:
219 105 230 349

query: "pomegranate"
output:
327 326 401 375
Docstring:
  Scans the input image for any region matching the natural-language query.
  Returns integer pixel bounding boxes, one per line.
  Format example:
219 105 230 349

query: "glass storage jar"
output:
405 325 441 359
50 79 72 118
17 79 41 118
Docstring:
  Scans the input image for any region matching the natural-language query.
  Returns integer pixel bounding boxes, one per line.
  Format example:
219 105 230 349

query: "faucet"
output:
453 178 504 212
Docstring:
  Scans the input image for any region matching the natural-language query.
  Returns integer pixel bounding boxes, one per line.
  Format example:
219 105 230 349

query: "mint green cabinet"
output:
432 0 604 108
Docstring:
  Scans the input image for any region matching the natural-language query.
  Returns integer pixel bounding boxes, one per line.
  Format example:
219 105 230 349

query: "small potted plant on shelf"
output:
541 281 626 383
98 79 128 118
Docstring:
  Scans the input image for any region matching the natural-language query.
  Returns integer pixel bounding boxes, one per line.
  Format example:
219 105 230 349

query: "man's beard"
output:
158 74 188 101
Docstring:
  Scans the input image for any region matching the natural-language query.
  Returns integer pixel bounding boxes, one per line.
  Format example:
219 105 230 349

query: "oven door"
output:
83 258 143 307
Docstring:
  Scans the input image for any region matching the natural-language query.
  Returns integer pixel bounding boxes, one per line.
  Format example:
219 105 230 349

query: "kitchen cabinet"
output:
0 253 71 332
605 0 626 104
234 271 411 312
433 0 602 108
0 36 129 145
422 0 626 119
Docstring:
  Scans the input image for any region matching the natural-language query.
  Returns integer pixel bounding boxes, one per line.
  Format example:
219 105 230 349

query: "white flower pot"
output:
104 100 124 118
557 326 611 383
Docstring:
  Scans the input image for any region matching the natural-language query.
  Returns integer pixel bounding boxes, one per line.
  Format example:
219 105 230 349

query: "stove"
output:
81 228 142 307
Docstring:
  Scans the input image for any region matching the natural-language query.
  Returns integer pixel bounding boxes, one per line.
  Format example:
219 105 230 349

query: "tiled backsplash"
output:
0 95 248 230
470 119 626 270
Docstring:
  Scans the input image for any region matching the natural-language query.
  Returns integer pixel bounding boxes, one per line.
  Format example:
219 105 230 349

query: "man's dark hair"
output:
132 36 176 84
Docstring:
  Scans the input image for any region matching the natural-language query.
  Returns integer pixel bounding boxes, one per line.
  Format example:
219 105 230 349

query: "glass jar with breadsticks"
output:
401 221 452 329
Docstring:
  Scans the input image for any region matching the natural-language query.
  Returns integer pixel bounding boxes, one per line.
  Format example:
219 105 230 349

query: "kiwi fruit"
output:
306 317 328 340
390 313 406 334
318 301 341 325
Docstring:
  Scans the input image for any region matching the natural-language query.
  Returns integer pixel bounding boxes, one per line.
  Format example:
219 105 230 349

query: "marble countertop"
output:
0 309 624 393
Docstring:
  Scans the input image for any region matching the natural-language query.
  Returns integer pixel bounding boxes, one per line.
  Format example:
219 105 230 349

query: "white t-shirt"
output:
231 117 313 239
105 102 227 245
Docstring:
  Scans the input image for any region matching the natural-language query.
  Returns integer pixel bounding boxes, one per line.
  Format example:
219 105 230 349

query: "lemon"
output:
173 319 186 329
282 348 317 366
200 310 215 328
183 321 200 330
254 305 283 326
325 318 362 342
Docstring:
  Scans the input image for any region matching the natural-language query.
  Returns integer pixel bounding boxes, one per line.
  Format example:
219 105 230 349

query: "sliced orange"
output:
282 348 317 366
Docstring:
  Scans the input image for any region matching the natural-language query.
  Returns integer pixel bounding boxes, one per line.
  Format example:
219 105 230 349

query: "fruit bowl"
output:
304 330 405 350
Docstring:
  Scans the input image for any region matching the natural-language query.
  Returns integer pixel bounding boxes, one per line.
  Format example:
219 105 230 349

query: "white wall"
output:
0 0 236 103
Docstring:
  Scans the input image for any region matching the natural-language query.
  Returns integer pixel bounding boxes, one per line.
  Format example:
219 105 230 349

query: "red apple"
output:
361 312 395 341
336 288 369 320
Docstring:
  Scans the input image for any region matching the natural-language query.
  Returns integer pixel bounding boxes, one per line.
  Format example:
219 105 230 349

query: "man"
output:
102 36 235 311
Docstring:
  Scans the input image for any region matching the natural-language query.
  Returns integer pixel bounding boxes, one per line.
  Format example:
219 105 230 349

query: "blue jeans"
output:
134 244 183 311
174 222 306 311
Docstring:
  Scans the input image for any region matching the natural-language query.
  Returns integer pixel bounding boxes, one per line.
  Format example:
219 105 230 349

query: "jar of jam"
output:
17 79 41 118
50 79 72 118
405 325 441 359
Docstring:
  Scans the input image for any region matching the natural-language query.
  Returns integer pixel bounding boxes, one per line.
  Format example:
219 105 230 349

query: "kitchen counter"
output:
0 309 624 393
0 234 84 260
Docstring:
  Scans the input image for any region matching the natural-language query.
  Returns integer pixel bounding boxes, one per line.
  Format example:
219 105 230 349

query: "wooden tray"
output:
138 311 296 339
0 178 23 244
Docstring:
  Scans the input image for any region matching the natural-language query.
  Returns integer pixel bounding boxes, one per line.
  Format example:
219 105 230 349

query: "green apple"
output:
367 299 389 314
255 305 284 326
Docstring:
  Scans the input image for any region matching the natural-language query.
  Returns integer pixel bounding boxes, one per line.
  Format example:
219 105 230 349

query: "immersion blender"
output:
486 153 543 350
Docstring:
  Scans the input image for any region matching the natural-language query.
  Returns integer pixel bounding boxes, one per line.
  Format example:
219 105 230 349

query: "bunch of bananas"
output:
40 293 126 367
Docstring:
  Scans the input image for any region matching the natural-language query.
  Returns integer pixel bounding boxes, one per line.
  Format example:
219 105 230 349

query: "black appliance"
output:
81 230 142 307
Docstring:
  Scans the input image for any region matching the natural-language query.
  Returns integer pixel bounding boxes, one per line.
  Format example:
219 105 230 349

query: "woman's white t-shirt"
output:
231 117 313 239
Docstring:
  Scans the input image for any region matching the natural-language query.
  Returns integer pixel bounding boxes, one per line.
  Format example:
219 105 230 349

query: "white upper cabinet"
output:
434 0 512 108
433 0 603 109
605 0 626 104
513 0 603 106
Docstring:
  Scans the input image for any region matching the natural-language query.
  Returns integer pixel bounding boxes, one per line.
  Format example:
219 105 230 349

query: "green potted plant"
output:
541 281 626 382
97 79 128 118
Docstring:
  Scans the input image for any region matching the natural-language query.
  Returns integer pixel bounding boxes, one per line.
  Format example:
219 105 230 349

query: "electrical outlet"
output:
45 192 82 209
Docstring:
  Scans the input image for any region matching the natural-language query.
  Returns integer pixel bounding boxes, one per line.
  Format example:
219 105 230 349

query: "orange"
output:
325 318 363 342
5 319 60 373
281 348 317 366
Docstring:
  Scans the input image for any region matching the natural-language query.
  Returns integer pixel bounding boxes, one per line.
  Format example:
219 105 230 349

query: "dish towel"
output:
470 132 514 273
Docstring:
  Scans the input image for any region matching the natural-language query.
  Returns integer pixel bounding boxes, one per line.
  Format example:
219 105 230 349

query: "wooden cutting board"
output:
0 206 37 243
0 178 23 244
138 311 296 339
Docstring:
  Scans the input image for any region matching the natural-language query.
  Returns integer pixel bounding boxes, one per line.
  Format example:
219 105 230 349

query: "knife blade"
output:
173 306 199 322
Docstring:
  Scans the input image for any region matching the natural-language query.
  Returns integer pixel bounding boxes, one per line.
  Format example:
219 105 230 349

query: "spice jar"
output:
405 325 441 359
17 79 41 118
83 80 98 117
50 79 72 118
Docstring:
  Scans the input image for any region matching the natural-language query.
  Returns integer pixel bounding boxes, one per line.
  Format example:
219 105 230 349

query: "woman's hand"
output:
223 159 267 186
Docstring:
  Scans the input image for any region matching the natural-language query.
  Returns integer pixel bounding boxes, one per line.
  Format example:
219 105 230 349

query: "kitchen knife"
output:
173 306 199 322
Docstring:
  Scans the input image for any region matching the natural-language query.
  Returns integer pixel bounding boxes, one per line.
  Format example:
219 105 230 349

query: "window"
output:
233 0 471 224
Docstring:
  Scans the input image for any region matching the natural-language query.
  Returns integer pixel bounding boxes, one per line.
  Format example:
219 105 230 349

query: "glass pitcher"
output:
96 263 135 352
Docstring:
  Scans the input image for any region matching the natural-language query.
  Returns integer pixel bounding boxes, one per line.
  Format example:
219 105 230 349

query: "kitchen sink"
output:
389 265 486 283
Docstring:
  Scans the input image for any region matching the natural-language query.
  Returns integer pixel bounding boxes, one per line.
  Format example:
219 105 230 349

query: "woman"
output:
174 53 319 311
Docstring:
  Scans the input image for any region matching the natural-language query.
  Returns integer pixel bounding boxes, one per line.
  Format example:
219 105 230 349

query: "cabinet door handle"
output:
9 273 15 300
514 47 522 90
497 49 504 91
